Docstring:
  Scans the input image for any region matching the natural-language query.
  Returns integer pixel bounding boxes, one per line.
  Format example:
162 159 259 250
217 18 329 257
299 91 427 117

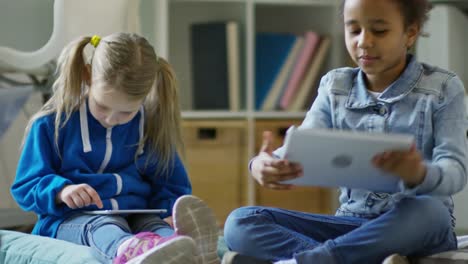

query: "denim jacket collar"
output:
346 55 423 109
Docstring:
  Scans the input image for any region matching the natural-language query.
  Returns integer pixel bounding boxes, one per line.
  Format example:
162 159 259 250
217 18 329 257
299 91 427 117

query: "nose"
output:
357 30 373 49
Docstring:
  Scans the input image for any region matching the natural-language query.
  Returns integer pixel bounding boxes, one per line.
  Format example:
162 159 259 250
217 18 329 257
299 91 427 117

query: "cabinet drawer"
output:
182 120 248 225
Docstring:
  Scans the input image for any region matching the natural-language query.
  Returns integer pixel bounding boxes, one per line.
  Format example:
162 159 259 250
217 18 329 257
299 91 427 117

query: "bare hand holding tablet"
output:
280 126 414 193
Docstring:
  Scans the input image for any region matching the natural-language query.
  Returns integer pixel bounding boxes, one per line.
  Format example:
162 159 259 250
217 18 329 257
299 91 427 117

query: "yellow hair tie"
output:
90 35 101 48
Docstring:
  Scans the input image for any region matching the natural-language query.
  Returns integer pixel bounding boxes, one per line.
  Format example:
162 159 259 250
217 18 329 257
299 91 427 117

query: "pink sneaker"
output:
114 232 199 264
174 195 220 264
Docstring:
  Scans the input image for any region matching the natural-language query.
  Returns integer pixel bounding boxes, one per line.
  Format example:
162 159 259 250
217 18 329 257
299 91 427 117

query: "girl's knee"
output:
225 206 264 226
223 206 266 250
224 206 259 233
397 196 451 228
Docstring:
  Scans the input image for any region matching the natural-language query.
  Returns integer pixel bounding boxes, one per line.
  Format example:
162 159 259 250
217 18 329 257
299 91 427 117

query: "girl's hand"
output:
372 144 427 188
57 184 103 209
251 131 303 190
164 216 174 228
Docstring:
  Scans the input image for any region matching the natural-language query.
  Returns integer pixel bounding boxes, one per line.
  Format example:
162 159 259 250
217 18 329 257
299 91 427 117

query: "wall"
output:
416 4 468 90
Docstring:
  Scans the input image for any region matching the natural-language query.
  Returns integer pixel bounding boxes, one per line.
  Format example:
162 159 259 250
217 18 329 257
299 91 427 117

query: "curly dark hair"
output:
340 0 433 30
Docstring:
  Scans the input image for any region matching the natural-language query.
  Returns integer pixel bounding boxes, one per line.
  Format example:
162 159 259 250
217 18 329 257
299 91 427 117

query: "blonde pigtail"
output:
143 57 184 175
23 36 92 156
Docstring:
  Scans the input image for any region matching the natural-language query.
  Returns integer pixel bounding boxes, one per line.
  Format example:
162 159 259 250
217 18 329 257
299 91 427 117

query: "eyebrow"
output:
345 19 389 26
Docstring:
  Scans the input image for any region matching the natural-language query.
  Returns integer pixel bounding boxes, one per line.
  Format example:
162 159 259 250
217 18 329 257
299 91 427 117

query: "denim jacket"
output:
274 55 468 219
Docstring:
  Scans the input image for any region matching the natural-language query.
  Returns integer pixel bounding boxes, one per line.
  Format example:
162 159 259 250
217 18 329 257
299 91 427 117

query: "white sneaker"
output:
174 195 220 264
382 254 410 264
126 235 199 264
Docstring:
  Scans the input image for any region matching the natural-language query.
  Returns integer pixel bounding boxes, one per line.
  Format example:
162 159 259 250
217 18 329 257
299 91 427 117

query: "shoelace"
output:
115 232 161 263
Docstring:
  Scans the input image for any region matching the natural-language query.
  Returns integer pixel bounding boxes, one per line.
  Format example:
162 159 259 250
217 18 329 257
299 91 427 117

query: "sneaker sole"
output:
174 195 220 264
382 254 410 264
127 236 200 264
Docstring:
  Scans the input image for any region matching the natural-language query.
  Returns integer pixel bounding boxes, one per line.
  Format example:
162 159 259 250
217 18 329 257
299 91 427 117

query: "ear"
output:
83 64 92 86
405 23 420 48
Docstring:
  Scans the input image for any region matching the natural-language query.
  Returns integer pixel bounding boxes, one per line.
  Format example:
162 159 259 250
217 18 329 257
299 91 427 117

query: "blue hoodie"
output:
11 100 191 237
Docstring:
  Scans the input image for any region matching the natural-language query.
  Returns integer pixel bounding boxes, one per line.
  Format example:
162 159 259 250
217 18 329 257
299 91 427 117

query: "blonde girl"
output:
12 33 220 264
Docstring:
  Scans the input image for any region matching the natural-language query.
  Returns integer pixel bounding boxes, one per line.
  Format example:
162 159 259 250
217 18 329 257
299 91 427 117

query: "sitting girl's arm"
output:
11 117 74 216
398 76 467 195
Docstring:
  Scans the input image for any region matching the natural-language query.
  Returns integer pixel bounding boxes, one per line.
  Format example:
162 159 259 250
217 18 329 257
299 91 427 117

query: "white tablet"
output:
84 209 167 215
281 126 414 193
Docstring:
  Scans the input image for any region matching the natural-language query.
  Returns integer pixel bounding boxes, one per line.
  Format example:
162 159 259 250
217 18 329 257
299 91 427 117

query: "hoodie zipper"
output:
97 128 113 174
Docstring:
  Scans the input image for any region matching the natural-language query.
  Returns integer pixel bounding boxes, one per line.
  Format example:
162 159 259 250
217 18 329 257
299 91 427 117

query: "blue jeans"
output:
224 196 457 264
56 213 174 263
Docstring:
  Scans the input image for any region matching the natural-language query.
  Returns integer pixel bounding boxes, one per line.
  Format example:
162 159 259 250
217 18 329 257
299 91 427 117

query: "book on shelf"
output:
279 31 320 110
227 22 241 111
190 21 240 111
261 36 305 111
287 36 331 112
255 32 297 110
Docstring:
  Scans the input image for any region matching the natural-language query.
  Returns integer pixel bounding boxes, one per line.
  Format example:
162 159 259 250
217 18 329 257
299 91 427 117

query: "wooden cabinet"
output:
182 120 248 225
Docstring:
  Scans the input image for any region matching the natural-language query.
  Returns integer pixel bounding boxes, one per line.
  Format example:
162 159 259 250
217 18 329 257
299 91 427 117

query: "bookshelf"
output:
151 0 346 223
